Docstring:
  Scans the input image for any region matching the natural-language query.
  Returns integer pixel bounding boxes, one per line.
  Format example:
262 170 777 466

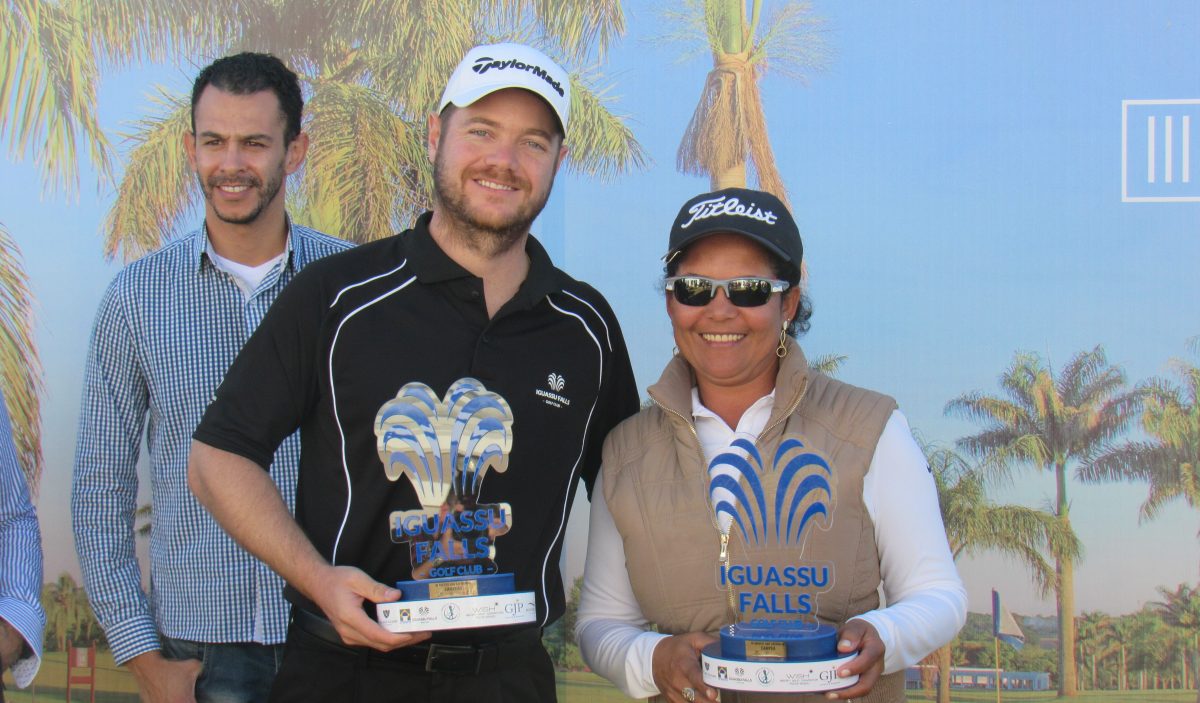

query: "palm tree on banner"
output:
1 0 237 490
1153 583 1200 702
1127 608 1170 692
1076 610 1111 691
928 443 1080 703
664 0 828 203
0 0 113 491
810 352 846 376
1100 614 1138 691
1080 338 1200 539
1162 622 1196 696
945 346 1141 697
41 573 88 651
103 0 646 261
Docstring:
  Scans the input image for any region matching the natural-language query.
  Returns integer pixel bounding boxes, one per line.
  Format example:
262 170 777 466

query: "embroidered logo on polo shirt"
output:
536 372 571 408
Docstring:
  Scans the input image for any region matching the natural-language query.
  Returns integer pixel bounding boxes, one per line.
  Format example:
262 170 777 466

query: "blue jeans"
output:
161 636 285 703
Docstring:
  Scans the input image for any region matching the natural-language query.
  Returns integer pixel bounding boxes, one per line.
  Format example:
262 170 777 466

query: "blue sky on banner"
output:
3 1 1197 618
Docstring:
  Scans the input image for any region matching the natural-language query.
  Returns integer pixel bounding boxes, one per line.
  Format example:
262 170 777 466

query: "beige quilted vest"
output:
601 342 906 702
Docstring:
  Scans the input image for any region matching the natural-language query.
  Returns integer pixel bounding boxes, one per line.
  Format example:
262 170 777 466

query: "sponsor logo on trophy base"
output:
377 577 536 633
700 623 858 693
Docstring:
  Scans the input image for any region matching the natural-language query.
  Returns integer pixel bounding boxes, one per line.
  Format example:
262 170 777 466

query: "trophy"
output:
699 437 858 693
373 378 536 632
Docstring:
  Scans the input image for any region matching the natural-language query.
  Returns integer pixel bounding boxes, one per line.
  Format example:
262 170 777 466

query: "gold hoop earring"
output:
776 322 788 358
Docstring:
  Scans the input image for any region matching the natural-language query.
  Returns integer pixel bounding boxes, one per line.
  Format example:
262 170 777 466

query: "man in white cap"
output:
189 42 639 701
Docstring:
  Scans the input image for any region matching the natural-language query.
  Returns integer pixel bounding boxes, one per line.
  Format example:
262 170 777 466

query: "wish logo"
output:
375 378 514 575
709 437 836 621
536 372 571 408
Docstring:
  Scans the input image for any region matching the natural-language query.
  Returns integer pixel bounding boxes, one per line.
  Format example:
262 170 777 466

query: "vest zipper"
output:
648 396 743 627
760 374 809 441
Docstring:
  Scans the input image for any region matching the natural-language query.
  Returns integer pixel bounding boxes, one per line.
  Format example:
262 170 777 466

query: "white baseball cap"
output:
438 42 571 134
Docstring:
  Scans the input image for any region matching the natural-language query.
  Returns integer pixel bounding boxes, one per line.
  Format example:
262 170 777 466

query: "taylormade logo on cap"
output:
680 196 779 229
470 56 565 97
439 42 571 132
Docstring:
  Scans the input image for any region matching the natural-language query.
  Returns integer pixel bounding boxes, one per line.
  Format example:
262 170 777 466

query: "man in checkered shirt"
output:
71 53 351 703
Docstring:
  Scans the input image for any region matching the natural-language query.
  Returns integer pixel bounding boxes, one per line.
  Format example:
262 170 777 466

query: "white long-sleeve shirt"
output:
576 391 966 699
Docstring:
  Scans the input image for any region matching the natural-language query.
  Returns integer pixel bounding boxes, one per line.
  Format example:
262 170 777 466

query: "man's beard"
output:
201 164 284 226
433 147 553 257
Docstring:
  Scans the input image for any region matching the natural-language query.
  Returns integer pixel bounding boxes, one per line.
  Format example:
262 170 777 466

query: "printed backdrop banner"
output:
2 0 1197 697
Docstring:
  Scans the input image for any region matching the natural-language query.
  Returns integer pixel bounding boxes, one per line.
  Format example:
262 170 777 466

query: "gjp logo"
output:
1122 99 1200 202
547 373 565 392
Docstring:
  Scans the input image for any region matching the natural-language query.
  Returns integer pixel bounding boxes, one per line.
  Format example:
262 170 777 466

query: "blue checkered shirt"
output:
72 223 352 664
0 389 44 687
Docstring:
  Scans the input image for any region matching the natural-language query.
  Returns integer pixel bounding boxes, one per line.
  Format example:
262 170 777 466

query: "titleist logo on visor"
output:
471 56 565 96
680 196 779 229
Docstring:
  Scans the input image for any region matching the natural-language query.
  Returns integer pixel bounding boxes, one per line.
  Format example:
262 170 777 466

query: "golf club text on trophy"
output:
373 379 536 632
700 437 858 694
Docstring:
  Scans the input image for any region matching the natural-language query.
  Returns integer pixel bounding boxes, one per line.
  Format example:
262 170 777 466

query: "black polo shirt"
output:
194 213 639 640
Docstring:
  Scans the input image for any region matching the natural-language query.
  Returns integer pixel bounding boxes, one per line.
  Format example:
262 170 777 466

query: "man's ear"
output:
183 131 198 171
427 113 442 163
553 144 568 176
284 132 310 175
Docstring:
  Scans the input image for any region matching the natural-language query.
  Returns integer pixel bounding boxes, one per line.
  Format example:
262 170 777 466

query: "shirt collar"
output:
691 387 776 434
193 217 297 272
407 211 561 310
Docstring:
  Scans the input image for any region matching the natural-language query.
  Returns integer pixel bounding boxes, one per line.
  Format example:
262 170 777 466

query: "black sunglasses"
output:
664 276 790 307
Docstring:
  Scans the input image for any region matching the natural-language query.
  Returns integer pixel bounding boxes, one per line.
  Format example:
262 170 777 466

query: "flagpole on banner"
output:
995 634 1001 703
991 589 1026 702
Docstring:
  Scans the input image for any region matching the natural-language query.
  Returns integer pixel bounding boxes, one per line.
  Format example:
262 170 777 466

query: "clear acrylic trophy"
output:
373 379 536 632
700 437 858 693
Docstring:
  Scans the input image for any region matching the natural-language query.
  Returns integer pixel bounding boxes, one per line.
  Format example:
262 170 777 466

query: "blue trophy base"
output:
701 622 858 693
377 573 535 633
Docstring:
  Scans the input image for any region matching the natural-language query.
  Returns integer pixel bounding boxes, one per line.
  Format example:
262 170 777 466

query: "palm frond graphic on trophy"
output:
708 437 833 548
